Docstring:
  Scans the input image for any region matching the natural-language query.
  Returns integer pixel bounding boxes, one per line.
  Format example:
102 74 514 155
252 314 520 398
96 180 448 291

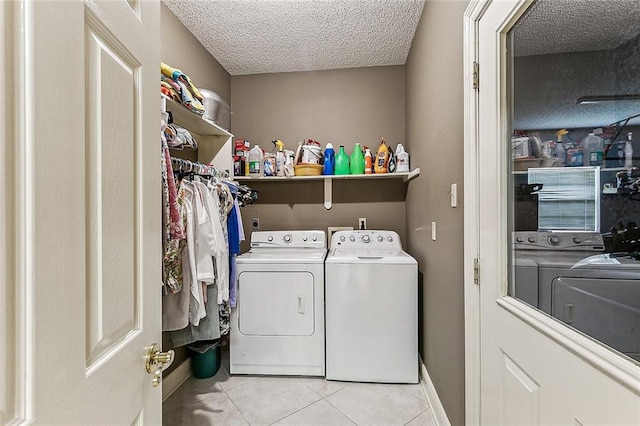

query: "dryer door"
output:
237 271 315 336
552 277 640 361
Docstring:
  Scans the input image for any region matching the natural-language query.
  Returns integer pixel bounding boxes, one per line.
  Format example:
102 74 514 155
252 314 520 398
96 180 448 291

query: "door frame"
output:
3 0 35 423
463 1 640 425
462 0 483 423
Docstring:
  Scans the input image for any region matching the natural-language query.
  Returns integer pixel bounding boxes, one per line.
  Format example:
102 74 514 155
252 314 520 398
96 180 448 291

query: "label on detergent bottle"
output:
249 161 261 174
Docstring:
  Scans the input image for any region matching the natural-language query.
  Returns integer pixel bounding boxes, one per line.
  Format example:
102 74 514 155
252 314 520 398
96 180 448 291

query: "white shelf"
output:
161 94 232 137
161 94 233 172
235 168 420 210
234 168 420 183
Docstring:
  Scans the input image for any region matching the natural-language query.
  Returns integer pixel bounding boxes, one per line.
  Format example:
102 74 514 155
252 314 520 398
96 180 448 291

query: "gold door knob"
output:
145 343 175 387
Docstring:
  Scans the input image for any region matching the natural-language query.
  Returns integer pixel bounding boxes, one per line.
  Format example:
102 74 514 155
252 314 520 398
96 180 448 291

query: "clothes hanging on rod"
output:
164 123 198 150
161 146 250 346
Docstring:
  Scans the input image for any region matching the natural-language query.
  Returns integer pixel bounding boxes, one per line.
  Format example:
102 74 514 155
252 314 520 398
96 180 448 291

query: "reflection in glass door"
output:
507 0 640 363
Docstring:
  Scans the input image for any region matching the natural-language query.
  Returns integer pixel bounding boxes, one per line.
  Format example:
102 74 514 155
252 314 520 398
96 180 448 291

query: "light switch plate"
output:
450 183 458 208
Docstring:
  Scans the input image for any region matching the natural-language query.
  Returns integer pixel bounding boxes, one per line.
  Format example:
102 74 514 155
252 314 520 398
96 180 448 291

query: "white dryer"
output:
325 230 418 383
230 230 326 376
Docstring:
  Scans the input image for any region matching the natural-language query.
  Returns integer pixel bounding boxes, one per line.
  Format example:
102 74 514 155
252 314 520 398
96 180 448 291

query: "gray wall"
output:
160 2 230 103
231 67 407 250
405 1 468 425
160 2 231 375
513 34 640 130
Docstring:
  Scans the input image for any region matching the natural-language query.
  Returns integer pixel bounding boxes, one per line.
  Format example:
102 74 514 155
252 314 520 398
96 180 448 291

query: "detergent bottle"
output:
374 138 390 173
582 132 603 166
350 143 365 174
335 145 350 175
625 132 634 169
248 145 264 177
323 143 335 175
273 139 286 177
395 144 409 172
553 129 568 166
364 148 373 174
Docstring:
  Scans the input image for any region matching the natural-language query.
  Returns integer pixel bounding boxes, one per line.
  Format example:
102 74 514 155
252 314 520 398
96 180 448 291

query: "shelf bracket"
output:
403 168 421 183
324 178 332 210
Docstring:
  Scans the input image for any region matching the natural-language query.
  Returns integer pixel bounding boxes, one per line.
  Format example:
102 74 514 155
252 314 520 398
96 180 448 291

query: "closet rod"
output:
171 157 230 180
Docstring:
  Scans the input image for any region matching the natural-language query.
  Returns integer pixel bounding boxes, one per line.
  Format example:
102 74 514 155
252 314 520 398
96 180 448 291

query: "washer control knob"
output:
349 236 356 242
312 236 318 241
528 236 536 243
339 236 346 242
516 236 523 243
268 236 273 242
284 234 292 243
548 235 560 245
362 235 370 243
573 237 581 244
303 236 308 241
387 236 393 242
377 236 384 242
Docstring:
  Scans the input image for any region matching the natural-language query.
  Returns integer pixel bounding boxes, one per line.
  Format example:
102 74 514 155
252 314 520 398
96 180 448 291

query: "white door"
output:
465 0 640 424
1 0 162 423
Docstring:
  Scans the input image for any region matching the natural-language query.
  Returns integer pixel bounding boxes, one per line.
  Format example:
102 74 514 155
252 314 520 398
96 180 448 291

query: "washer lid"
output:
326 248 416 264
238 248 327 263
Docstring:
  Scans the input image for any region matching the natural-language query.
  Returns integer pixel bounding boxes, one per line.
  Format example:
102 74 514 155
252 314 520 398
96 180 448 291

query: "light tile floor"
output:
163 347 437 426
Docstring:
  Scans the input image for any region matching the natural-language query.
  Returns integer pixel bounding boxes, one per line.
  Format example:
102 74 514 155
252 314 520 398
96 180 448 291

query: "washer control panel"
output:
513 231 604 251
251 230 326 248
331 230 403 250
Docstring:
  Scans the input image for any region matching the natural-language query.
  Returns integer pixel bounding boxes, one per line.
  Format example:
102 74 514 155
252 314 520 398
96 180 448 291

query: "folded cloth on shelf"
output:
174 78 205 115
161 73 205 115
161 62 203 101
161 80 180 102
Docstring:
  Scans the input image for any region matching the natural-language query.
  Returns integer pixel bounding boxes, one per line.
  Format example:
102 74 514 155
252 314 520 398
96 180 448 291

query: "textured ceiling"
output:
163 0 426 75
513 0 640 57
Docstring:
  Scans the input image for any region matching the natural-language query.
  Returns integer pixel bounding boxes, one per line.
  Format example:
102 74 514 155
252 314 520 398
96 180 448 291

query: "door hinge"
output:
473 258 480 285
473 61 479 91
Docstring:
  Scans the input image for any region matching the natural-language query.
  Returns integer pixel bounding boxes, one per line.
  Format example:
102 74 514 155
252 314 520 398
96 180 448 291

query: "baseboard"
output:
419 356 451 426
162 358 192 401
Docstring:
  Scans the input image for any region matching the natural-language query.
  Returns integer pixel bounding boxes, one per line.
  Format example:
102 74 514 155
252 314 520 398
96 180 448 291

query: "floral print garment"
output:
162 132 185 294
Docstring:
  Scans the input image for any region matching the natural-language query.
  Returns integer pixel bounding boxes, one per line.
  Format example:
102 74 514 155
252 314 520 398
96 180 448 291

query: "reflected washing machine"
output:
230 230 326 376
325 230 418 383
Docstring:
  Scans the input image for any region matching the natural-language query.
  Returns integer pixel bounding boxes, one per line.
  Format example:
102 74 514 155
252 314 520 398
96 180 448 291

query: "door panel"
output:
23 0 161 423
474 0 640 424
85 22 139 366
501 353 539 426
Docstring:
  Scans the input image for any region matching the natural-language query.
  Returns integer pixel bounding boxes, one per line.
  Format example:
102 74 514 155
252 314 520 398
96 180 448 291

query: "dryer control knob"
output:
303 237 308 241
349 236 356 242
573 237 581 244
362 235 370 243
516 236 523 243
312 236 318 241
377 236 384 242
268 236 273 242
528 236 536 243
339 236 346 242
387 236 393 242
548 235 560 245
284 234 292 243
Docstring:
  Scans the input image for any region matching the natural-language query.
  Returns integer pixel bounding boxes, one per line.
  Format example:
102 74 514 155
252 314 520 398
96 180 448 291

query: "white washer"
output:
230 230 326 376
325 230 418 383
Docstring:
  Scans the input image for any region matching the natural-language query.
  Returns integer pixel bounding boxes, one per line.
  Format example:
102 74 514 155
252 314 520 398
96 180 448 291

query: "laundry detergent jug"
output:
374 138 390 174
